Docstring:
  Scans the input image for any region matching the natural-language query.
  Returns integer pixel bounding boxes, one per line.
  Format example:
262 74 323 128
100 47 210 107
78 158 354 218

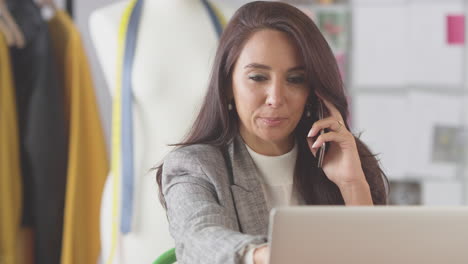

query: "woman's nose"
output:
265 80 285 108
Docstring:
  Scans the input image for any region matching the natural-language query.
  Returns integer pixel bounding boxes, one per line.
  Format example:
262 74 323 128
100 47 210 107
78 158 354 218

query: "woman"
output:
156 1 388 263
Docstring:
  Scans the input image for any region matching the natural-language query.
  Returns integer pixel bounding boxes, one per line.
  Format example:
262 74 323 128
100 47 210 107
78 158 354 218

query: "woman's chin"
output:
258 131 292 144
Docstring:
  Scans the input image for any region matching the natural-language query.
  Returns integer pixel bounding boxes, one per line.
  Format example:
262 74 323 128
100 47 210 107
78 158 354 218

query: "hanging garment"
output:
0 32 22 264
47 10 109 264
7 0 68 263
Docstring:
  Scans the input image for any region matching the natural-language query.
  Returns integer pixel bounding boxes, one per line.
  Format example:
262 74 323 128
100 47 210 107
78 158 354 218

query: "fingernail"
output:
307 130 313 138
312 141 319 149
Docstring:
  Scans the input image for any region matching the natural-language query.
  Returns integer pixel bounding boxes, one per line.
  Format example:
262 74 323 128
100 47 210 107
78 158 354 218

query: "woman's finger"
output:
316 92 344 121
307 138 319 157
307 117 346 138
309 131 349 151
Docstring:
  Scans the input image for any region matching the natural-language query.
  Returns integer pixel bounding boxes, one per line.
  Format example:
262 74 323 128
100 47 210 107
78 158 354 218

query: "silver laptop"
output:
268 206 468 264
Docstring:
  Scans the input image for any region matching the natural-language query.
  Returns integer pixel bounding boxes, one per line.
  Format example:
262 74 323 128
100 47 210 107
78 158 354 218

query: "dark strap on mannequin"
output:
201 0 224 38
120 0 144 234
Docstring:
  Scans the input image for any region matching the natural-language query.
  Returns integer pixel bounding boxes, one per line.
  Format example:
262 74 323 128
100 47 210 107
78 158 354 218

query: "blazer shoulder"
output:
163 144 226 175
166 144 223 161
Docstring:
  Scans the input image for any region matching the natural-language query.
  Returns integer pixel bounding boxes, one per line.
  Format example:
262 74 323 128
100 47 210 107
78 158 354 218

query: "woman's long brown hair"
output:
156 1 389 208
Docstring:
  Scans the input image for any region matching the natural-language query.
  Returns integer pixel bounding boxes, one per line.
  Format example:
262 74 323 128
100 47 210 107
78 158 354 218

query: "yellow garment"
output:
0 34 22 264
48 10 109 264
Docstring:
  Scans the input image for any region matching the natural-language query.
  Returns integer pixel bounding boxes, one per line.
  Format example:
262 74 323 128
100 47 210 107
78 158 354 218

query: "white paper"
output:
352 5 409 87
406 92 463 179
353 94 410 180
408 1 464 86
422 180 463 205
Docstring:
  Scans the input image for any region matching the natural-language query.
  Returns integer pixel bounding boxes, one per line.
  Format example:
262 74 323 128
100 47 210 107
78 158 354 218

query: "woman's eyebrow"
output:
288 66 305 72
244 63 271 70
244 63 305 72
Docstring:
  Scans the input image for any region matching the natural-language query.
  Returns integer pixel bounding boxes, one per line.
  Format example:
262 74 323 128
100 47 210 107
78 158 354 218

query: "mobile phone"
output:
317 100 326 168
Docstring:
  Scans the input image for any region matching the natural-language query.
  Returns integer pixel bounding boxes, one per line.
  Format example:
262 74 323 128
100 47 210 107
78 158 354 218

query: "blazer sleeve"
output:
162 146 267 264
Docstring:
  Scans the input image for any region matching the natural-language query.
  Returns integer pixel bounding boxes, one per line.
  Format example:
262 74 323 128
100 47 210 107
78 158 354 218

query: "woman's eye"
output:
288 76 305 84
248 75 268 82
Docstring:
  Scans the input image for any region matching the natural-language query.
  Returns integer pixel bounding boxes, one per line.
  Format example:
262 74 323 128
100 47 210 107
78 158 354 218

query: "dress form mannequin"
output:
89 1 219 263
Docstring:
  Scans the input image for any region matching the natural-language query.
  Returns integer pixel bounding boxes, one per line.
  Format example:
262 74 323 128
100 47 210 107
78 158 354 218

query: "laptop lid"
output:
268 206 468 264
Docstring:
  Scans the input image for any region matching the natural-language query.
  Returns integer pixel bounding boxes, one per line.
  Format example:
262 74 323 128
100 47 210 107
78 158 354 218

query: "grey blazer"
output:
162 135 271 264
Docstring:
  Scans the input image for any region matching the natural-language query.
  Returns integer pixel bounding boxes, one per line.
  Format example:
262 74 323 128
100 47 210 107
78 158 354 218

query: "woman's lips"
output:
259 117 287 126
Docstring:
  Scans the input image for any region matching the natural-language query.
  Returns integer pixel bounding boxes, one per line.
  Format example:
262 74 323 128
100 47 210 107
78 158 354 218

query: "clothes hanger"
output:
0 10 15 46
35 0 58 21
36 0 57 11
0 0 25 48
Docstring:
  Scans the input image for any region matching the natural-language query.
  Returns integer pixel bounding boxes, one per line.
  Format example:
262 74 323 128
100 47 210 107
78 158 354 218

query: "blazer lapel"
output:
227 135 269 236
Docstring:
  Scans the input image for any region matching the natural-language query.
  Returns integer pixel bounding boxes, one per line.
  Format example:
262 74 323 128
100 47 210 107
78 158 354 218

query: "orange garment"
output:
48 10 109 264
0 34 22 264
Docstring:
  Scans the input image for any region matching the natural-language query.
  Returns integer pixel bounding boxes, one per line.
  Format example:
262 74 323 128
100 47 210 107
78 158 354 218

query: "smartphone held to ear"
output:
306 98 327 168
316 100 326 168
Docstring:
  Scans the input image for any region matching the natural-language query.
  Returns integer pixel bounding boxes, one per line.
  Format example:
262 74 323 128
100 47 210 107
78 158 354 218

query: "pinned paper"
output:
409 4 464 86
423 181 463 205
447 15 465 45
407 92 463 179
353 94 410 180
432 125 464 163
352 6 409 87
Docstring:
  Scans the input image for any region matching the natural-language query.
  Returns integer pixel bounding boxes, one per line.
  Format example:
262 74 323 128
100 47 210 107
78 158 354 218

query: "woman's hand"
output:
307 94 373 205
253 245 269 264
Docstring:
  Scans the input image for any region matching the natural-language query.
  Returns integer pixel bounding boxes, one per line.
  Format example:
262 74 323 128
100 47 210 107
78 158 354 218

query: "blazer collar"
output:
228 135 263 191
227 134 269 236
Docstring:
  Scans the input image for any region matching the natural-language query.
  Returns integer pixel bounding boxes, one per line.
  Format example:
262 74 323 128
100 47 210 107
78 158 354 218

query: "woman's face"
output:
231 29 310 154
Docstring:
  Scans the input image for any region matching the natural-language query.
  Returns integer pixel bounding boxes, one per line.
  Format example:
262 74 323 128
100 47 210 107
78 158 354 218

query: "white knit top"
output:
241 142 301 263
